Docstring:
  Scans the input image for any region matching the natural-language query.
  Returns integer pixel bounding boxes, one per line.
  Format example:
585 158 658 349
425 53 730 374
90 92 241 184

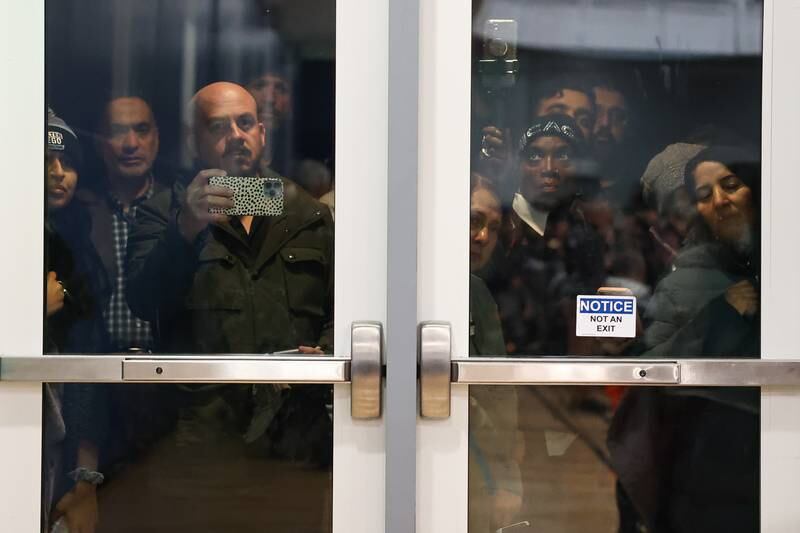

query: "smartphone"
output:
208 176 284 216
496 520 531 533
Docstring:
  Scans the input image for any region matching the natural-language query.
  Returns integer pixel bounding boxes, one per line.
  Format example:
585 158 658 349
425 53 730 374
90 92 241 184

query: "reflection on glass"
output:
471 0 763 358
469 385 759 533
44 383 332 533
469 0 763 531
43 1 335 530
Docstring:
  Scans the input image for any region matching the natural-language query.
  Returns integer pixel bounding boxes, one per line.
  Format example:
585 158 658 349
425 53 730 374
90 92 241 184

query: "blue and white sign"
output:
576 295 637 338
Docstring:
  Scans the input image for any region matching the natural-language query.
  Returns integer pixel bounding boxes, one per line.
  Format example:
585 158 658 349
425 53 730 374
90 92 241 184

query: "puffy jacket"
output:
609 240 759 533
643 241 757 358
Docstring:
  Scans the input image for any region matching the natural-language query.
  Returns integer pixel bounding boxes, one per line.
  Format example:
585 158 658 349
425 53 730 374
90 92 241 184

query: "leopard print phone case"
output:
208 176 284 216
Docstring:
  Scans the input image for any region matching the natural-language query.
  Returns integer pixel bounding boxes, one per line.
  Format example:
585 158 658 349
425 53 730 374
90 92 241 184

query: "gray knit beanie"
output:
640 142 704 215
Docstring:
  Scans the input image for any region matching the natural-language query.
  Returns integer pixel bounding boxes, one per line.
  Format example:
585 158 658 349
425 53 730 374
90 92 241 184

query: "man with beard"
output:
246 64 294 178
126 81 334 472
609 146 760 533
126 81 333 354
592 81 629 165
590 77 641 208
490 114 605 355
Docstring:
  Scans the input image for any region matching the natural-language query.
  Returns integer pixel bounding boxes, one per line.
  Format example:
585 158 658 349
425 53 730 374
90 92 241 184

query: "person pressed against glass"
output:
248 72 292 133
588 77 650 214
99 97 160 190
124 80 334 484
611 147 760 532
47 152 79 211
534 87 595 142
470 173 503 273
127 80 333 355
81 95 163 353
478 76 596 174
188 83 267 209
466 173 525 533
692 161 755 254
518 131 578 213
45 109 111 354
44 109 109 533
484 114 605 356
591 85 628 165
642 145 760 357
242 46 296 179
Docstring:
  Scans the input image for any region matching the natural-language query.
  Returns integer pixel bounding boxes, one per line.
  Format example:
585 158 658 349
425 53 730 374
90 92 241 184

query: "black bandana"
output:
518 114 585 154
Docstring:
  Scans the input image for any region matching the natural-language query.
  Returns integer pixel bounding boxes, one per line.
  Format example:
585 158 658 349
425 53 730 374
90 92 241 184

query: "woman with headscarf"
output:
609 145 760 533
642 146 759 357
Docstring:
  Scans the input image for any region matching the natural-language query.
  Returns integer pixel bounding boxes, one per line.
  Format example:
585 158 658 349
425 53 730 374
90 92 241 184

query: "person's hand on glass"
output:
725 280 758 317
54 481 99 533
298 345 325 355
177 169 234 242
46 271 65 317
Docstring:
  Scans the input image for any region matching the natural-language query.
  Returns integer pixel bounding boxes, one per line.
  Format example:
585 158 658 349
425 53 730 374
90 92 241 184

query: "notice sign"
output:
576 295 636 338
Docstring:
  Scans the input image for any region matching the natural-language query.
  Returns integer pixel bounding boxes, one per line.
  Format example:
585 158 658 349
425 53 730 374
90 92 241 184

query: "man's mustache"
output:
223 144 251 158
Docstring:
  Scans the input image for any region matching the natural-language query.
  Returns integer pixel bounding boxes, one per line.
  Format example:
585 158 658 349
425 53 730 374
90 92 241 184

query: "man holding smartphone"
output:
126 81 333 356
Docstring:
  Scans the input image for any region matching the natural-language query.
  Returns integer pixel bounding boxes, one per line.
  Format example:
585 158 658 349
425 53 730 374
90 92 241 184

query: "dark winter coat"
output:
642 241 758 358
126 175 334 354
490 202 605 355
43 201 111 515
609 241 759 533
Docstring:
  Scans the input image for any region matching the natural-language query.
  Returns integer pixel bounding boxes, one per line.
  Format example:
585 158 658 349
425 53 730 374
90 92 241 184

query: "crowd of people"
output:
469 72 760 360
43 47 334 530
467 70 761 532
41 16 762 533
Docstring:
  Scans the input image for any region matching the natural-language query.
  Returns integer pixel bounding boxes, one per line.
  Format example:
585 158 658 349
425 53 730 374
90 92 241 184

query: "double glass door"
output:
3 0 800 532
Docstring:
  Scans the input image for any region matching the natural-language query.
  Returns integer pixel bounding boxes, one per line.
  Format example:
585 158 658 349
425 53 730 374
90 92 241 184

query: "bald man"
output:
125 82 333 355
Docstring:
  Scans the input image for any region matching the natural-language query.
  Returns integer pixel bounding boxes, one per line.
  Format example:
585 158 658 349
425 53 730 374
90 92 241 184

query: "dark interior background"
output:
471 0 763 192
46 0 336 191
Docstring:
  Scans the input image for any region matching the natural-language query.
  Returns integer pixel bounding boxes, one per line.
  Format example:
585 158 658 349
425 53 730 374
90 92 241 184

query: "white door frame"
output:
415 0 800 531
0 1 389 532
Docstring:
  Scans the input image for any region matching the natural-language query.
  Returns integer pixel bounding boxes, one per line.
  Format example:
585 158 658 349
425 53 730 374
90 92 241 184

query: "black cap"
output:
47 108 83 171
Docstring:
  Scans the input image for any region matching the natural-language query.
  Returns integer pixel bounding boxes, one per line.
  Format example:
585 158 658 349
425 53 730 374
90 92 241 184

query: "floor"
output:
91 385 618 533
513 386 618 533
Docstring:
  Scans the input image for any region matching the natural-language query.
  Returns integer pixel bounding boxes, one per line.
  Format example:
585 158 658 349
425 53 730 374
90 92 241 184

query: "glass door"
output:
417 0 800 532
0 0 388 532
